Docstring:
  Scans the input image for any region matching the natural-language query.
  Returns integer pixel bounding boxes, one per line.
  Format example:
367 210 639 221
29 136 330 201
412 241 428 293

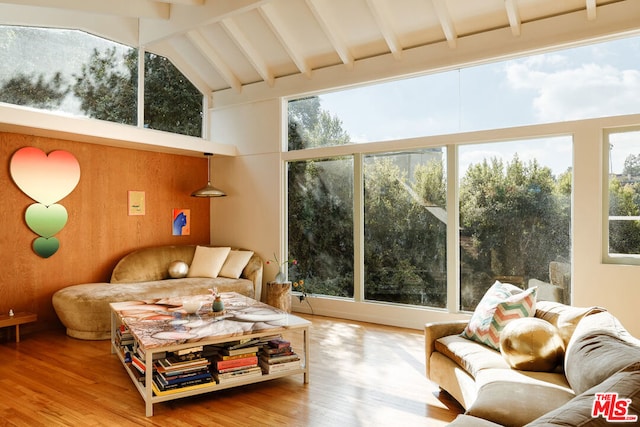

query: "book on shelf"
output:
259 359 302 374
260 353 300 364
156 370 212 387
136 345 166 361
155 362 210 376
262 345 293 355
157 356 210 369
221 345 260 357
214 366 263 384
151 377 214 396
218 351 259 361
267 338 290 349
173 345 204 356
215 355 258 371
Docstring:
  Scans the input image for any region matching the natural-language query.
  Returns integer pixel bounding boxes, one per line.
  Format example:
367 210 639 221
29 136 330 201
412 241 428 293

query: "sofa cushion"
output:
187 246 231 278
219 250 254 279
564 311 640 395
111 245 197 283
436 335 509 378
526 362 640 426
534 300 605 347
461 281 537 350
467 368 574 427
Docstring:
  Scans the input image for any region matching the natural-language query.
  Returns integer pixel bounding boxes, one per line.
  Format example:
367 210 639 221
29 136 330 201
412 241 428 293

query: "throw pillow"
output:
219 250 254 279
186 246 231 278
499 317 564 372
461 281 537 351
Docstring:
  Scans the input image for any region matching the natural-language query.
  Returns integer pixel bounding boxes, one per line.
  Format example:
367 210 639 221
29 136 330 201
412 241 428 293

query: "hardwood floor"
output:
0 314 463 426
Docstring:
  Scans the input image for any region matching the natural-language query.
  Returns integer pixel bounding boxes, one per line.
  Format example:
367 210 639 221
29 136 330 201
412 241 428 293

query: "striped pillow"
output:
461 281 537 350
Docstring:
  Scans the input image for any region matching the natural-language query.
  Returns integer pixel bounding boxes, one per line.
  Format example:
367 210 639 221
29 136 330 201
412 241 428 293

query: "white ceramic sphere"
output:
168 260 189 278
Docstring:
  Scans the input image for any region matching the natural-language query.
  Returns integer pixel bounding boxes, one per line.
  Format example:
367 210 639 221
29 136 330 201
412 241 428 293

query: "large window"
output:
286 33 640 312
364 150 447 307
459 138 572 308
605 128 640 261
0 25 202 137
288 36 640 149
287 157 354 298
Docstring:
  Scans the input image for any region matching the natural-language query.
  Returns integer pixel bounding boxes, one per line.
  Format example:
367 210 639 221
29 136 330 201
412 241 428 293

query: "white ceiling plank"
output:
139 0 268 45
186 30 243 93
221 17 275 87
305 0 355 70
259 3 312 78
0 0 169 19
504 0 521 37
160 0 204 5
586 0 597 21
366 0 403 60
432 0 457 48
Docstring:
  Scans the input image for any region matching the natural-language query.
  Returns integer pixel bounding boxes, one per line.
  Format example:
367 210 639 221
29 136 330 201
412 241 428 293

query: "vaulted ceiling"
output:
1 0 639 109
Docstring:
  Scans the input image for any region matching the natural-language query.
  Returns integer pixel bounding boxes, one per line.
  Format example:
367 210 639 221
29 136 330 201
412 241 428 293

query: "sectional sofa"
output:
426 286 640 426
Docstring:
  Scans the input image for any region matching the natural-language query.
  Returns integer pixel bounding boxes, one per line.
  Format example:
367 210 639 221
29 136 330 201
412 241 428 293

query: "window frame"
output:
602 126 640 265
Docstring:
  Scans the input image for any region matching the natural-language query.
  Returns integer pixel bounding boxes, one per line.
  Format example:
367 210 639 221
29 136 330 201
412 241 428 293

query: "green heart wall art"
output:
10 147 80 258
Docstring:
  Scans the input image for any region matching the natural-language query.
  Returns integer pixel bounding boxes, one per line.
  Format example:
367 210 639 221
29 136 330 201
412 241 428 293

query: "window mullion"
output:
353 153 364 302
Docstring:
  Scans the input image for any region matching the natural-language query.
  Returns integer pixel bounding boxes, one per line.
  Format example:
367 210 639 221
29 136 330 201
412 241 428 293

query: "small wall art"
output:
172 208 191 236
128 191 145 216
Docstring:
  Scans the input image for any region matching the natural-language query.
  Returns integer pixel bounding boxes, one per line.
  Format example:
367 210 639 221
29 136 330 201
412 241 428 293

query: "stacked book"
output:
212 341 263 384
151 346 213 395
259 337 302 374
116 324 134 350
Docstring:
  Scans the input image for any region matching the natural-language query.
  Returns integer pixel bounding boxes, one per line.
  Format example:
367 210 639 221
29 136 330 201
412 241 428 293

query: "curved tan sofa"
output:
426 301 640 426
53 245 263 340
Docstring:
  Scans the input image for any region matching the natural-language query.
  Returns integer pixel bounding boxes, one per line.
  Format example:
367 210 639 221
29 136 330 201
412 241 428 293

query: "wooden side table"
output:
265 282 292 313
0 312 37 342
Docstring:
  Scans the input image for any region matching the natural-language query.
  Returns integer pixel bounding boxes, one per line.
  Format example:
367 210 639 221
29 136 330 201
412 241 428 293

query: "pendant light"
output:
191 153 226 197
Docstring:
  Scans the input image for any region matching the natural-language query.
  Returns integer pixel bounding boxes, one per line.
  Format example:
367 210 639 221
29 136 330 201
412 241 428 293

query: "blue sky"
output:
316 35 640 176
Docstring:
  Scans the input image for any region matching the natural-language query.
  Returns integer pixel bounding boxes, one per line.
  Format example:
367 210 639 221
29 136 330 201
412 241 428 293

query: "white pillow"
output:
219 250 254 279
187 246 231 278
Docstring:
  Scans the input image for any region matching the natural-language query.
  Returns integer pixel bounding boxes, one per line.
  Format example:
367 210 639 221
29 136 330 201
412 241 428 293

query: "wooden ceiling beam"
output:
504 0 521 37
432 0 457 48
259 3 312 78
305 0 354 70
366 0 403 60
186 29 243 93
221 17 275 87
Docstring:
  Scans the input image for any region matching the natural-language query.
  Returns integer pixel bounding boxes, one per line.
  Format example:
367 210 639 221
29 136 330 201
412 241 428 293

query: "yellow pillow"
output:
187 246 231 278
219 250 254 279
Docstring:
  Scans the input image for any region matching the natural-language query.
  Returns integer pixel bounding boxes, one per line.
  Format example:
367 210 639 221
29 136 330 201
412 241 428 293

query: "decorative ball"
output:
168 260 189 278
499 317 564 372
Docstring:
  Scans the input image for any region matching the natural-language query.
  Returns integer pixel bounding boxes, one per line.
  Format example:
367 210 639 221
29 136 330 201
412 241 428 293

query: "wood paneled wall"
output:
0 132 210 334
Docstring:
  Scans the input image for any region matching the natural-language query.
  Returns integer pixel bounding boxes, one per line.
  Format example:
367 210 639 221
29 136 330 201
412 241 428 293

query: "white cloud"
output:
505 56 640 122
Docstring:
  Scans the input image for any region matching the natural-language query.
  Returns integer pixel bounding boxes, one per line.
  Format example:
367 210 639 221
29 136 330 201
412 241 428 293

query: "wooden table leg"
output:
15 324 20 343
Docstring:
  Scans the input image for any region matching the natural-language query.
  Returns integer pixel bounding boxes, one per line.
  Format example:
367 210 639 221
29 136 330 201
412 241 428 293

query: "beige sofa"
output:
53 245 263 340
426 301 640 426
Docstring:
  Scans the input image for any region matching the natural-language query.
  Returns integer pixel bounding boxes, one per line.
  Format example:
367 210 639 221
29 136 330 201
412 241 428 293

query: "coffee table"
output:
110 292 311 416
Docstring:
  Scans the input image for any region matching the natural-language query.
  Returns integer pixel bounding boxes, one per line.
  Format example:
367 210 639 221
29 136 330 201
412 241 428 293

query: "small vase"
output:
274 267 286 283
212 296 224 312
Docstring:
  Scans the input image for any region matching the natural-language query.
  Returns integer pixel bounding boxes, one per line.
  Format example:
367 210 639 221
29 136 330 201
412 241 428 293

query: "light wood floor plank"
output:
0 314 462 426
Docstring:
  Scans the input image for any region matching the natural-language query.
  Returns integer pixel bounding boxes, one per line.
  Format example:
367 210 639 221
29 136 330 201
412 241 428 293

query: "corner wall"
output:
0 132 210 334
209 99 283 287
